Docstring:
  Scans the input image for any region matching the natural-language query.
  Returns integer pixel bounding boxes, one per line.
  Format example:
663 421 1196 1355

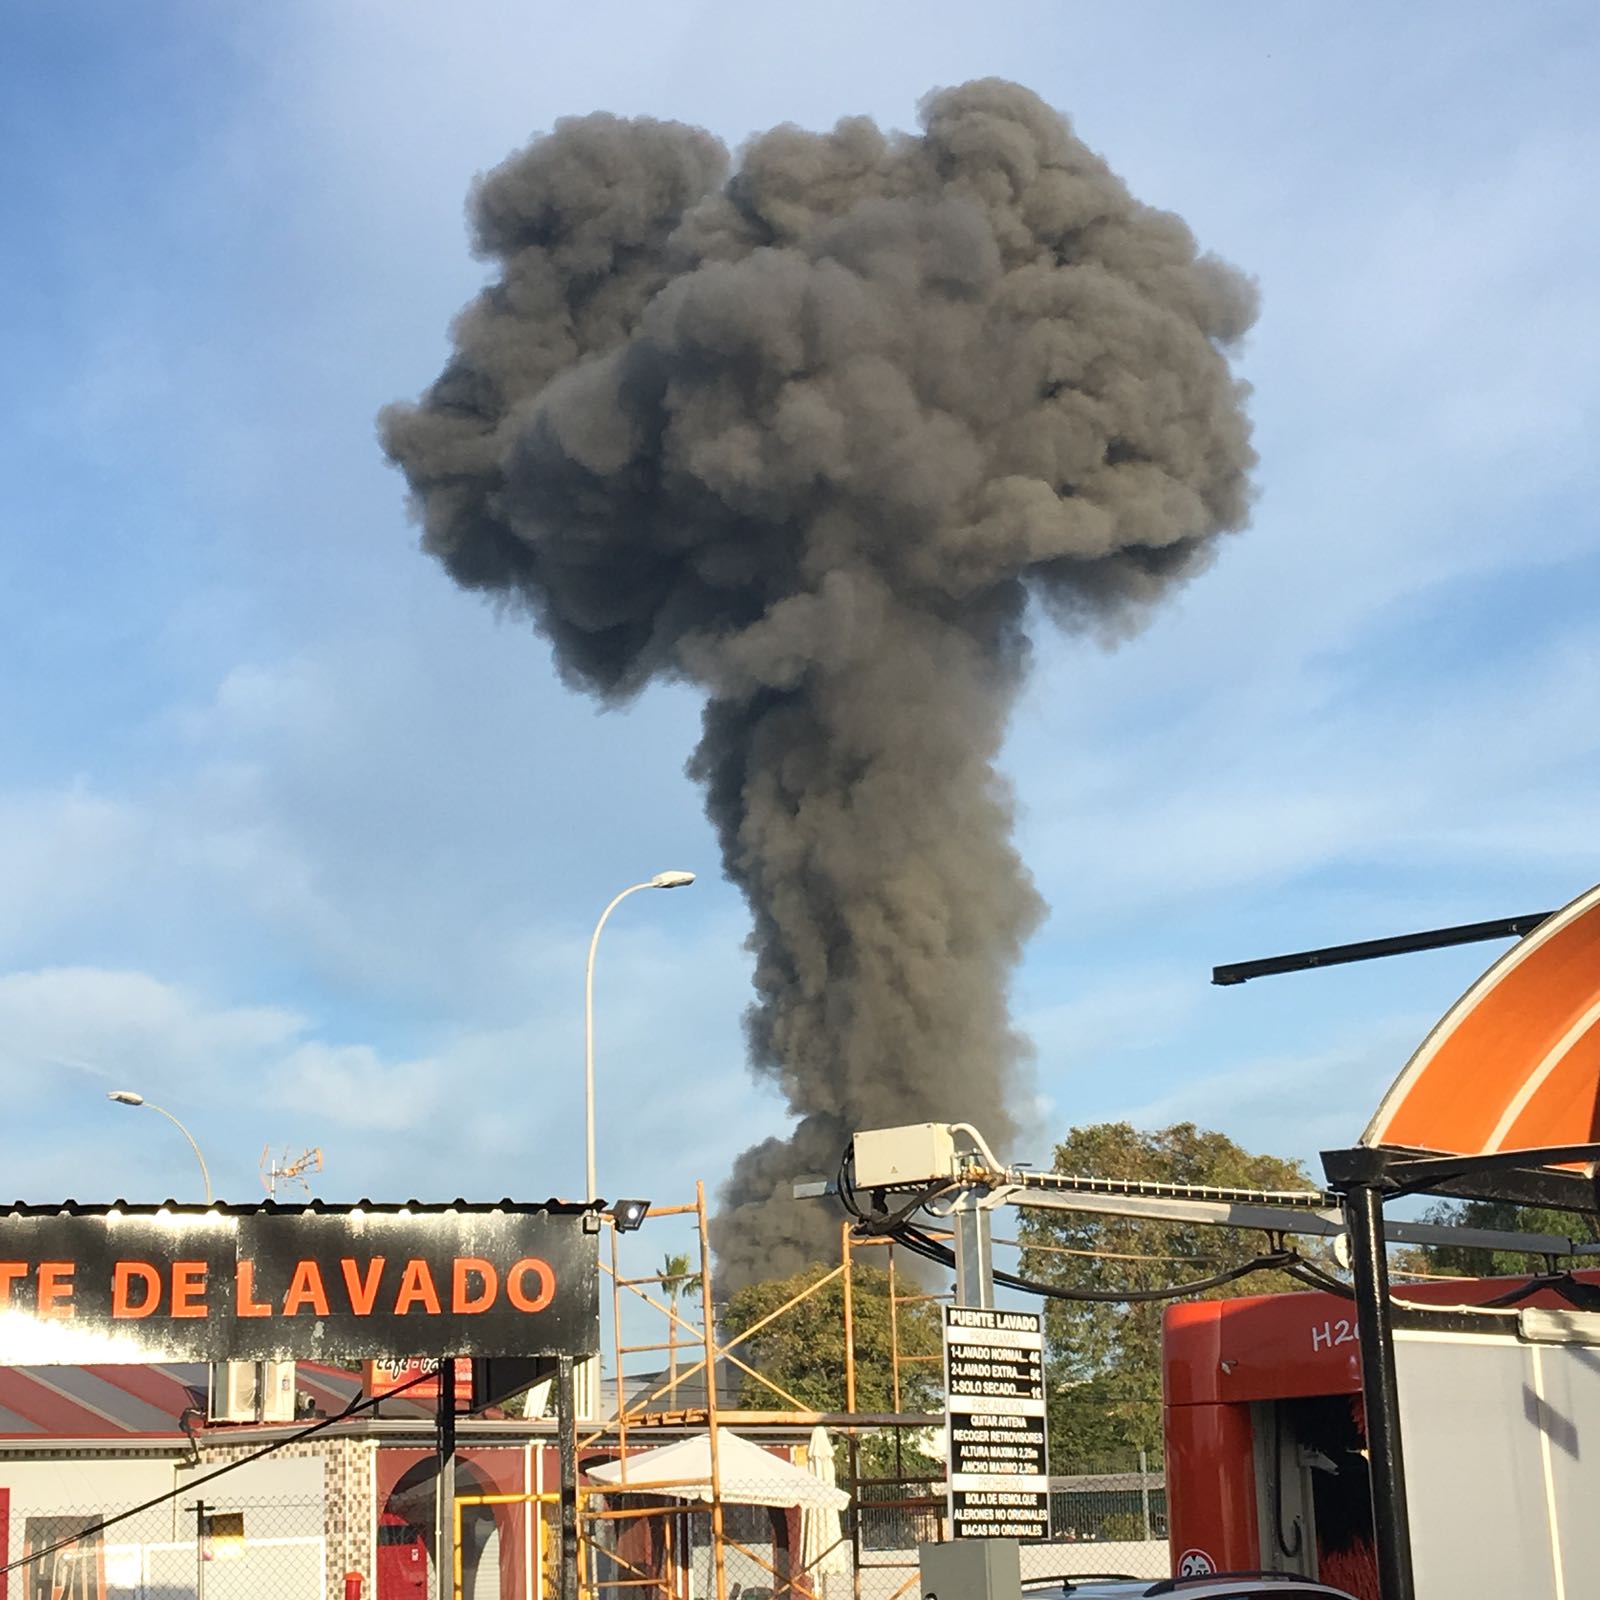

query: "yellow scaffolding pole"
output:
454 1491 561 1600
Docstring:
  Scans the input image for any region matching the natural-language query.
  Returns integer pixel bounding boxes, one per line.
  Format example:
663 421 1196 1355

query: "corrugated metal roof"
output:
20 1365 193 1434
0 1359 494 1439
0 1361 204 1437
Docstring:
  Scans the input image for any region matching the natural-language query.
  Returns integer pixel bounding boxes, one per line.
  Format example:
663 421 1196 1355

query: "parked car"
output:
1023 1574 1360 1599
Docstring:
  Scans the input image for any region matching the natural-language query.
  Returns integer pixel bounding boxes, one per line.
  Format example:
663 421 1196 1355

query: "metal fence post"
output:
557 1354 579 1600
1138 1448 1152 1542
193 1499 206 1600
437 1360 457 1600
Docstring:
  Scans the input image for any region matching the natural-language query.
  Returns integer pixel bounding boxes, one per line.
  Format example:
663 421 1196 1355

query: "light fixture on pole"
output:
584 871 695 1200
107 1090 214 1204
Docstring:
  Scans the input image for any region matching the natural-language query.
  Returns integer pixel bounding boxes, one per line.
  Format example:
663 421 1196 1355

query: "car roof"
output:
1024 1577 1359 1599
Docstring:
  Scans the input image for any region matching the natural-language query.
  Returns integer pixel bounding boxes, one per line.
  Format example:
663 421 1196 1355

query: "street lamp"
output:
584 871 695 1199
107 1091 214 1203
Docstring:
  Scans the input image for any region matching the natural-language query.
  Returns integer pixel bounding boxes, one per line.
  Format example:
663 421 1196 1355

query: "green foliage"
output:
1099 1511 1147 1542
721 1261 946 1485
659 1252 700 1310
720 1262 943 1415
1017 1122 1315 1463
1418 1198 1600 1277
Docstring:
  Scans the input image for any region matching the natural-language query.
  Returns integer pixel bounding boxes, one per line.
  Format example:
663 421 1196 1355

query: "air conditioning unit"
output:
208 1361 296 1423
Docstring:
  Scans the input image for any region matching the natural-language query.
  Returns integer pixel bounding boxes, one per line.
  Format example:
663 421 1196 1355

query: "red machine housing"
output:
1161 1272 1600 1597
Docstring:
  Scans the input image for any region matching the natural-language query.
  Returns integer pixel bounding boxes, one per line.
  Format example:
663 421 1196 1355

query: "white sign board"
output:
943 1305 1050 1540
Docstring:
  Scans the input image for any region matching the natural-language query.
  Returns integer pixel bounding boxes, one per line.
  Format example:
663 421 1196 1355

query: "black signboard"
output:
946 1341 1046 1401
948 1488 1052 1540
0 1206 598 1363
944 1306 1050 1541
948 1409 1049 1477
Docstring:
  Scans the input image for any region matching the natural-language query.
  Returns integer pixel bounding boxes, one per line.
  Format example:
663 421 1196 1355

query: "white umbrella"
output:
587 1428 850 1511
799 1426 851 1595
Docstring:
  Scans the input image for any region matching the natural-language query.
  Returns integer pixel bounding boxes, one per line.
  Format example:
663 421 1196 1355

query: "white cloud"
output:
1102 1004 1441 1169
0 789 145 955
278 1040 444 1133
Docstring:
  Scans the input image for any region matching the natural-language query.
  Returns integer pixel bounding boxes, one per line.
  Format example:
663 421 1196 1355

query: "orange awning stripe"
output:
1363 883 1600 1159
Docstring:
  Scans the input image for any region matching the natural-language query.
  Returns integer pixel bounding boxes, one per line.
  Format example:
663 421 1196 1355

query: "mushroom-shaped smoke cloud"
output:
381 81 1257 1287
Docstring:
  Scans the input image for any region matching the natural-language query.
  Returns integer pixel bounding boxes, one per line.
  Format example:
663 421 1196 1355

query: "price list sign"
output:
943 1305 1050 1540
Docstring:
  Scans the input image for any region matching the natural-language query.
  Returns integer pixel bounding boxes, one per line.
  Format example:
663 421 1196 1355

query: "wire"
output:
846 1145 1600 1332
836 1145 953 1232
888 1219 1308 1303
0 1366 439 1581
838 1146 1541 1311
1474 1271 1600 1311
837 1147 1316 1303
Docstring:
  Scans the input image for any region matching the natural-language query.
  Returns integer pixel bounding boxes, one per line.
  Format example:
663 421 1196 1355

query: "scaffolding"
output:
571 1181 943 1600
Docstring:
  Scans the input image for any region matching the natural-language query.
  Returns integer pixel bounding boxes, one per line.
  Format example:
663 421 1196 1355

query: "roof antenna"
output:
261 1146 324 1199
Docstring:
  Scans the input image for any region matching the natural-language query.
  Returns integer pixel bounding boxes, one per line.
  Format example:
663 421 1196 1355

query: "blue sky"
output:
4 1 1597 1295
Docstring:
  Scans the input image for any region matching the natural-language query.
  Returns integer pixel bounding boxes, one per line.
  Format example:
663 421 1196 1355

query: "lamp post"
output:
107 1090 213 1203
584 871 695 1200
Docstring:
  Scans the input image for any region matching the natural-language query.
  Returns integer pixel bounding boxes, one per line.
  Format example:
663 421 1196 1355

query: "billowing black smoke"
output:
380 81 1256 1287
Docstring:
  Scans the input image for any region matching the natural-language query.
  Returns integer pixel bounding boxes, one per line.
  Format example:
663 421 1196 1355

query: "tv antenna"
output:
261 1145 324 1199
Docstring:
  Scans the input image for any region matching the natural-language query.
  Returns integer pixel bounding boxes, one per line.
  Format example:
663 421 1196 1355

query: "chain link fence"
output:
2 1460 1167 1599
839 1454 1170 1598
5 1496 328 1600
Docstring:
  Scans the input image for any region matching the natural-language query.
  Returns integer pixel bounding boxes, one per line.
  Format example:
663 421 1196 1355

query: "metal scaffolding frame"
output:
572 1183 941 1600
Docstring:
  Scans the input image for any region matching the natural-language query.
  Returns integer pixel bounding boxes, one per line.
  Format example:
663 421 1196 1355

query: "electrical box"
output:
918 1539 1021 1600
208 1360 295 1423
852 1123 959 1189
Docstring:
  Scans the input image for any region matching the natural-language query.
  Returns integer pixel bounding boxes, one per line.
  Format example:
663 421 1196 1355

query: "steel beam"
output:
1345 1184 1415 1600
952 1199 996 1309
1212 913 1552 986
983 1184 1577 1257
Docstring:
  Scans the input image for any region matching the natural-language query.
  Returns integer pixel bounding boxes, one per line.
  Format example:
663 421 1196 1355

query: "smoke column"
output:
380 81 1256 1286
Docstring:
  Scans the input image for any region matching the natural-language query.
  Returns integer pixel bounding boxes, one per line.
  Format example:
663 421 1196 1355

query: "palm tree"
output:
660 1252 700 1402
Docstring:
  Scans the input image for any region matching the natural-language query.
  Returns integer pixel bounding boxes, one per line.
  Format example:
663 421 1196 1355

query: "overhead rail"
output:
1211 912 1554 985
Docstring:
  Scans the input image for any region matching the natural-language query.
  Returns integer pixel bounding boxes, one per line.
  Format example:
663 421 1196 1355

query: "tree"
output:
721 1261 941 1413
659 1252 701 1399
1415 1198 1600 1278
1016 1122 1315 1465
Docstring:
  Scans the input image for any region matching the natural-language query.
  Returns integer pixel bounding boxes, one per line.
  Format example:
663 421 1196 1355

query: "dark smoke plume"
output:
381 81 1257 1287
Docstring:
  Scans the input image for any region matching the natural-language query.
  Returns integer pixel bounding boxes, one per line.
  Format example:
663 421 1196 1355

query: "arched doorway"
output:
380 1457 506 1600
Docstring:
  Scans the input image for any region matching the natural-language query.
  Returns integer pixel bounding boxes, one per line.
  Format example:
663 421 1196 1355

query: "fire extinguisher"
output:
344 1572 363 1600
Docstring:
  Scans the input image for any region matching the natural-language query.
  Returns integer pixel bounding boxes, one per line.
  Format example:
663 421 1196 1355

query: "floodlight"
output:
612 1199 651 1233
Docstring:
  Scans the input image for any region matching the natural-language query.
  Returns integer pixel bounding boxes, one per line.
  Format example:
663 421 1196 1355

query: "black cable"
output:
886 1219 1306 1304
1473 1271 1600 1311
839 1144 1555 1313
1287 1259 1356 1298
1271 1400 1303 1558
0 1366 438 1580
836 1147 951 1233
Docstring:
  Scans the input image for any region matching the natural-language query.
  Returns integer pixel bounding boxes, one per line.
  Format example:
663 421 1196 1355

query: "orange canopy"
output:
1363 882 1600 1159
